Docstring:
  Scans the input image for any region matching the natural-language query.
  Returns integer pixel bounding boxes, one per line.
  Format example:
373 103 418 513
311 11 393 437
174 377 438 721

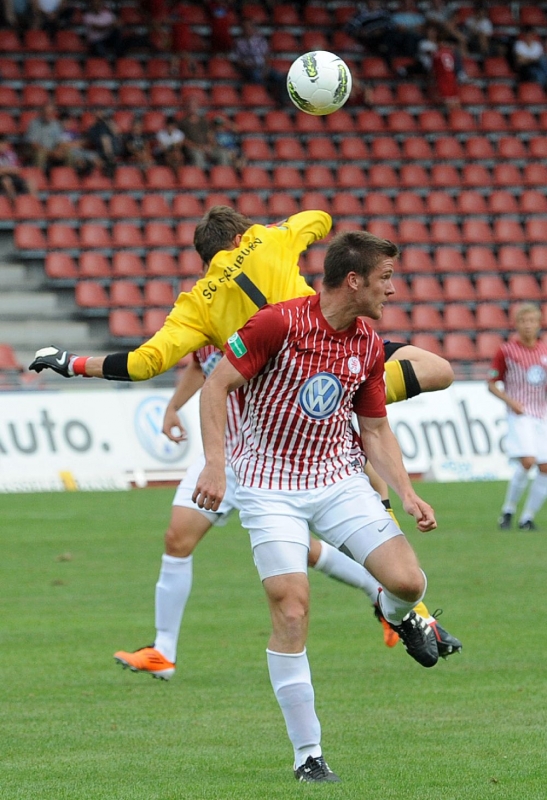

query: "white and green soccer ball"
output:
287 51 352 116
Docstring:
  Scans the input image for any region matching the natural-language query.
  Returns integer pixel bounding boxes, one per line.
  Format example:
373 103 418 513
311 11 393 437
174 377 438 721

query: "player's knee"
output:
387 569 425 603
164 524 193 557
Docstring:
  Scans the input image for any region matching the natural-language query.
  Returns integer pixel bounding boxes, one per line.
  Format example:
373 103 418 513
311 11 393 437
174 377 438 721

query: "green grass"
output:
2 482 547 799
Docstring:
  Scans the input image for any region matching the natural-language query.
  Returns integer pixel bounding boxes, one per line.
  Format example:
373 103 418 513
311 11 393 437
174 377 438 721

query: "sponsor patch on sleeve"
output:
227 332 247 358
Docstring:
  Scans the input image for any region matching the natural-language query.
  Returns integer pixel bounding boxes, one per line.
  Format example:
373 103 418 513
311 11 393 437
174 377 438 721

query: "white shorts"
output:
505 413 547 463
236 472 402 580
172 454 238 526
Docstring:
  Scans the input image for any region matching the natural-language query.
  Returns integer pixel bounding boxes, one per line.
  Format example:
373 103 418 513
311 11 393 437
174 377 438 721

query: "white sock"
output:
521 472 547 521
154 554 193 663
313 540 380 603
503 462 529 513
378 570 427 626
267 649 322 769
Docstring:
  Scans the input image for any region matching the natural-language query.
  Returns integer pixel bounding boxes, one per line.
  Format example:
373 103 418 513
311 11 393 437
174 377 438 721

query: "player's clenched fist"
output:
29 346 82 378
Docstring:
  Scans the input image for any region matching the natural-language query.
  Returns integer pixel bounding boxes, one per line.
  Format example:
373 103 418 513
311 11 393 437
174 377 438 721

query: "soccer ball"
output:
286 51 352 116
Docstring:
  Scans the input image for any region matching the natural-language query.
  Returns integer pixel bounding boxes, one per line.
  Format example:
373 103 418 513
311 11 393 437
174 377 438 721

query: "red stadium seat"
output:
484 56 513 78
303 166 335 190
109 194 140 219
146 166 177 190
430 220 462 245
419 110 447 133
410 305 444 332
363 194 394 217
488 191 519 215
459 84 485 105
434 247 467 274
203 193 231 210
465 136 495 160
22 85 50 107
307 137 338 160
523 163 547 188
480 110 508 132
443 333 476 361
54 85 83 108
45 253 78 281
374 305 411 335
332 195 362 217
264 110 293 133
395 82 426 105
80 224 112 249
301 192 331 213
387 111 417 133
398 220 430 245
510 110 539 132
146 251 178 277
430 164 461 189
49 166 80 192
400 249 434 274
410 275 443 302
520 6 547 25
76 195 108 220
457 191 488 215
116 58 145 80
178 251 204 277
443 304 475 330
410 334 443 356
487 84 515 105
0 111 18 136
142 111 165 135
497 137 527 159
47 223 79 249
448 109 475 131
396 192 427 216
301 31 329 52
517 82 545 104
143 309 168 337
54 30 85 52
367 220 397 240
508 275 540 301
466 247 498 274
208 58 239 80
144 280 175 307
240 166 272 190
493 219 525 244
269 194 299 219
0 87 20 108
178 166 208 190
325 110 355 134
141 194 171 219
144 222 176 248
492 163 522 187
242 138 272 161
475 275 509 302
75 281 110 310
402 138 434 161
110 280 143 308
462 219 494 245
80 252 111 279
209 165 238 190
461 164 491 188
109 308 144 339
118 85 148 107
525 219 547 242
211 84 240 108
84 57 112 79
175 222 195 246
443 275 475 302
0 29 22 51
15 195 46 220
519 190 547 215
15 224 47 251
114 166 145 191
237 193 268 217
274 137 306 161
273 166 303 190
294 112 325 134
112 252 145 278
498 246 529 273
110 223 143 249
370 137 401 162
433 137 464 160
475 305 508 331
337 165 366 189
24 29 50 51
476 333 504 360
362 58 391 79
172 194 203 218
368 164 398 189
86 85 116 108
400 164 429 189
233 111 262 134
355 110 385 133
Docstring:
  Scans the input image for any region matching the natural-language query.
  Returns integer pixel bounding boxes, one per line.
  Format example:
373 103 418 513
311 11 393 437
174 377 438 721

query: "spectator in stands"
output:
87 110 123 177
3 0 35 30
123 117 155 170
82 0 125 58
32 0 73 36
25 103 64 171
231 20 286 106
155 115 185 173
391 0 426 63
211 115 244 168
414 24 439 75
513 27 547 90
345 1 410 75
179 97 215 169
207 0 234 54
464 4 494 57
57 112 101 176
425 0 468 56
432 37 460 107
0 137 34 200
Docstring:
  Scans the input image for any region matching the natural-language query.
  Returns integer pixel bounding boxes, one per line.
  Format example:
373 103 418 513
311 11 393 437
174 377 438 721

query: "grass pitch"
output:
2 481 546 799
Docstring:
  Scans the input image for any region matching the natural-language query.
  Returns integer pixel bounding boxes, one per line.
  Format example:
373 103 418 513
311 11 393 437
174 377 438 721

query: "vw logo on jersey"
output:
134 396 188 463
526 365 547 386
299 372 343 420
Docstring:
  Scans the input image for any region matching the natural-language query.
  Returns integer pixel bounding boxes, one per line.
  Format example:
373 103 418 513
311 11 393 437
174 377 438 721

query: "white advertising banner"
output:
0 389 202 492
0 381 512 492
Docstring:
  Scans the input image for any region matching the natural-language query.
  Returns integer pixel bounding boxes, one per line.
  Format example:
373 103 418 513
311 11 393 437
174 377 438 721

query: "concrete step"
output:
0 291 72 319
0 319 92 349
0 263 45 291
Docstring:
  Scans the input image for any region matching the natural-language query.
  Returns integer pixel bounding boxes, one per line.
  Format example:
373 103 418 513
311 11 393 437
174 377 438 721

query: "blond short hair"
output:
515 302 541 321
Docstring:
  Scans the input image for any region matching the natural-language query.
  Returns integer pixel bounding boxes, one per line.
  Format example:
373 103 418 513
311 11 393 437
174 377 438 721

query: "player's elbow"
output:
435 357 454 390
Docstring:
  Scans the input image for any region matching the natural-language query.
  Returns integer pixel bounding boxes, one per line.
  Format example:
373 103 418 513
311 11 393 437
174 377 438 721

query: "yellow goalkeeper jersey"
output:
127 210 331 381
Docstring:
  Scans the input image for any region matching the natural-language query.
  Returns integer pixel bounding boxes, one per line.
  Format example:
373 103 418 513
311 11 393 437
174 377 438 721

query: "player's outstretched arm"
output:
28 346 107 378
389 345 454 394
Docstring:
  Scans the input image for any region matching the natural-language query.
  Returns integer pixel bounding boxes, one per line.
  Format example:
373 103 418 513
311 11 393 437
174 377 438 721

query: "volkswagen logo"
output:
527 365 546 386
299 373 343 420
134 396 188 463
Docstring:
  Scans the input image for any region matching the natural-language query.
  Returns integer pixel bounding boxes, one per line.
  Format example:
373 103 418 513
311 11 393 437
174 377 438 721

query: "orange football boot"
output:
373 604 400 648
114 646 175 680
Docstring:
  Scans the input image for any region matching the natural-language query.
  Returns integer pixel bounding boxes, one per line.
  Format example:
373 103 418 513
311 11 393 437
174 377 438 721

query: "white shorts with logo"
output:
172 454 238 526
505 413 547 463
236 472 402 580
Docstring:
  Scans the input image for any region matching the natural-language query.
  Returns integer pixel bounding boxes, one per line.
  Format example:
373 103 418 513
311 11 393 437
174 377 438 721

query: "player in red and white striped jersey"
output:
488 303 547 531
194 231 439 781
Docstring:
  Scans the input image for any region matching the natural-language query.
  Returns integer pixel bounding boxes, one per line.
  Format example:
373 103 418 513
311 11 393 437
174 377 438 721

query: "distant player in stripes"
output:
193 230 440 782
488 303 547 531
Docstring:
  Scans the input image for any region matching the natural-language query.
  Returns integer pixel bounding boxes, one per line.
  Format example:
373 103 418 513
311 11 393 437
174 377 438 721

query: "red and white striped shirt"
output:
225 294 386 490
194 346 240 460
490 337 547 419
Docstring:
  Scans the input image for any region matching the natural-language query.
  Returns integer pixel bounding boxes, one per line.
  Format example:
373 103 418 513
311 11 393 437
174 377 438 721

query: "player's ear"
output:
233 233 243 247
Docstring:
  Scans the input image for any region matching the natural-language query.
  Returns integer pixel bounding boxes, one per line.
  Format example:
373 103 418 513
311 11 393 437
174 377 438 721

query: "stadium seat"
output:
410 305 444 332
54 30 85 52
398 220 429 245
355 110 385 133
523 163 547 188
208 57 239 80
274 137 306 161
84 57 112 79
362 57 391 79
264 110 293 133
86 85 116 108
387 111 417 133
15 195 46 220
175 222 195 247
497 137 527 159
465 136 495 160
430 220 462 245
20 167 48 192
269 194 299 219
443 275 475 302
508 275 540 301
143 308 168 337
0 111 18 136
116 57 145 80
395 192 427 216
374 305 411 335
112 223 144 249
119 85 148 107
475 275 509 302
433 137 464 160
479 110 507 132
484 56 513 78
208 165 237 191
178 251 203 277
211 84 240 108
337 165 366 189
399 248 434 273
22 85 50 107
401 139 433 162
399 164 429 189
47 223 79 249
510 110 539 133
146 251 178 277
112 252 146 278
370 84 395 105
519 190 547 215
520 6 547 25
144 280 175 307
80 224 112 249
443 303 475 330
301 192 331 213
240 166 272 189
525 219 547 242
443 333 476 361
517 82 545 105
487 84 515 105
54 85 84 108
498 246 529 272
146 166 177 190
24 29 50 51
434 247 467 274
109 308 143 338
457 191 488 215
475 304 508 331
0 87 19 108
410 275 443 302
301 31 330 52
394 82 426 105
461 164 491 188
391 276 411 302
109 194 140 219
141 194 171 219
0 29 22 51
363 194 394 217
307 137 338 161
110 280 143 308
76 195 108 220
368 165 398 189
177 166 208 191
370 138 401 162
144 222 176 248
75 281 110 310
430 164 461 189
141 111 165 135
476 332 504 361
203 193 231 210
273 167 303 190
410 333 443 356
233 111 262 134
294 112 325 134
493 219 525 244
80 252 111 279
325 110 355 134
241 138 271 162
466 247 498 274
462 219 494 245
492 163 522 187
45 253 78 281
459 84 485 105
114 166 145 191
172 194 203 218
419 110 447 133
488 191 519 215
448 108 475 131
237 193 268 217
0 57 20 79
303 166 335 190
367 220 397 240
